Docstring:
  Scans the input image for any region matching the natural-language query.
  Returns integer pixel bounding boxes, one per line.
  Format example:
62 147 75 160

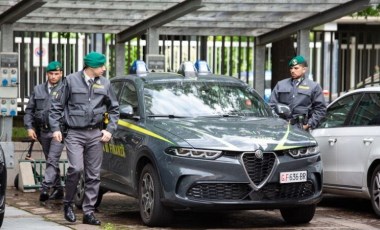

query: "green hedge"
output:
12 127 28 142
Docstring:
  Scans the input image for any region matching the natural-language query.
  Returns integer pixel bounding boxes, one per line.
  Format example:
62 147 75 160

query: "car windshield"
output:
144 80 272 117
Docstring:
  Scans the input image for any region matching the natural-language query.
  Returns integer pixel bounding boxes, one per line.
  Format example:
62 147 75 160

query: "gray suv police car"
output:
75 61 323 227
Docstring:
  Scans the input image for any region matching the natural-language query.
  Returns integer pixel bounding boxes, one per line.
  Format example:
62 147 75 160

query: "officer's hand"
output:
27 129 37 140
101 130 112 143
53 131 62 142
303 124 310 131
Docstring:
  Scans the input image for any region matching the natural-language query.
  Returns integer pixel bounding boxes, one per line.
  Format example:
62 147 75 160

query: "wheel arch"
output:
135 148 163 193
367 160 380 189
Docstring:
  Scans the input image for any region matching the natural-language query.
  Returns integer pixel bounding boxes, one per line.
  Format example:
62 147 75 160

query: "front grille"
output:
186 181 315 201
249 181 315 201
187 183 251 200
242 152 276 186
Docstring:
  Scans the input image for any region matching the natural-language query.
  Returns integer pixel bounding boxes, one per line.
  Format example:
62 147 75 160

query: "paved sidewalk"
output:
3 205 70 230
5 188 104 230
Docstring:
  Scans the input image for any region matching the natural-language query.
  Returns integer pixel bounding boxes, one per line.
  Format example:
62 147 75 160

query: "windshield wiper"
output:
198 113 240 118
221 113 239 117
147 115 189 119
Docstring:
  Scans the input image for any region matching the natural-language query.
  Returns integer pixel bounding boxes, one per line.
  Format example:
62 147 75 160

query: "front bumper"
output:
158 151 322 210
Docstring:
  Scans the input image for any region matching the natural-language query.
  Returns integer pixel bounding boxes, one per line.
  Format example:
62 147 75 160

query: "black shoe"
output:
39 190 49 202
83 213 101 225
49 189 64 200
64 204 76 223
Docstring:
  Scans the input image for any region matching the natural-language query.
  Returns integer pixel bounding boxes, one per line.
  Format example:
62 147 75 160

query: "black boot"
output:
39 189 49 202
64 204 76 222
49 189 64 200
83 212 101 225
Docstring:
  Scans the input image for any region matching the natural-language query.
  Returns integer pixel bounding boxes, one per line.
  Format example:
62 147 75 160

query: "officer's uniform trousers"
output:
64 128 103 215
38 129 65 191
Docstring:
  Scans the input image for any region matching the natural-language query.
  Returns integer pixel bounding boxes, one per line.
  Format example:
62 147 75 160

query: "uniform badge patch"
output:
298 85 310 90
93 84 104 89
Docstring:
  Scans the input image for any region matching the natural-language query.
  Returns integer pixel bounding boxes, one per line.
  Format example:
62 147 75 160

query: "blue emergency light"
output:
194 60 211 74
130 60 149 75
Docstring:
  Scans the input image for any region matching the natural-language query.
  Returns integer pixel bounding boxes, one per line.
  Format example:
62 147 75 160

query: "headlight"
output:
287 145 319 158
166 148 222 159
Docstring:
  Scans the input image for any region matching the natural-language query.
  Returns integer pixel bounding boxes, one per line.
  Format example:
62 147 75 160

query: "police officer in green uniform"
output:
49 52 119 225
269 55 327 130
24 61 65 201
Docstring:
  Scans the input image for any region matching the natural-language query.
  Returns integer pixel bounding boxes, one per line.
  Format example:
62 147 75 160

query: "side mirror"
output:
274 103 291 119
119 104 134 119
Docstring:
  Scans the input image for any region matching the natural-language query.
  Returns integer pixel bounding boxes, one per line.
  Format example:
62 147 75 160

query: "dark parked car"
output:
312 87 380 217
0 149 6 227
76 61 323 227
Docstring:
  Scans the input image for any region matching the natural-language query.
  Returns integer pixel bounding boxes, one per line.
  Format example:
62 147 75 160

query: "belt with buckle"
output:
70 125 100 130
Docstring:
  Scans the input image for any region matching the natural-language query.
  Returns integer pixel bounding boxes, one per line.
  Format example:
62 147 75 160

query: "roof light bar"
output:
130 60 149 76
178 61 197 78
194 60 212 74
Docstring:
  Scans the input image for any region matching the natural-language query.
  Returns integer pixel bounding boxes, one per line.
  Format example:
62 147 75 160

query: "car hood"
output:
150 117 316 152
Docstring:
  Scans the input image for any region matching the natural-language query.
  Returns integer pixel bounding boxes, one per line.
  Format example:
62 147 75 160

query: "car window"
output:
143 81 271 117
318 93 362 128
350 93 380 126
120 81 139 115
111 80 124 98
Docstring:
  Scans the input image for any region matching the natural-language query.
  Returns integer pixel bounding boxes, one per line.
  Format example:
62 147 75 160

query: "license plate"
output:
280 171 307 184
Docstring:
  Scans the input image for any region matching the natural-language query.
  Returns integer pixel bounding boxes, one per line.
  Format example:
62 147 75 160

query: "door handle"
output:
328 138 337 145
363 138 374 144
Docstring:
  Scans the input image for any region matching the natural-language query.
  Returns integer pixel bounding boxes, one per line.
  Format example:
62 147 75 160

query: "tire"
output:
14 174 19 190
0 190 5 227
370 164 380 216
0 212 4 227
280 204 316 224
74 172 85 209
139 164 173 227
74 172 105 209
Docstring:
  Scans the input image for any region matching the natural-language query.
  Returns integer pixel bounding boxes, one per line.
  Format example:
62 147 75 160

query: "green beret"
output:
84 52 106 68
46 61 62 72
288 55 307 67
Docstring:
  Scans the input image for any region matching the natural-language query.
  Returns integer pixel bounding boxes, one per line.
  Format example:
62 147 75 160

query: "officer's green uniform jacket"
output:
269 77 326 129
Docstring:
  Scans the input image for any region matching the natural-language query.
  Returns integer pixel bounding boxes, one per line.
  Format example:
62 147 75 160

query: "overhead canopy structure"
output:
0 0 378 154
0 0 378 45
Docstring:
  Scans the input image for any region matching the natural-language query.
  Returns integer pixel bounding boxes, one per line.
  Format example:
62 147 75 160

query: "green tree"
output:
355 4 380 17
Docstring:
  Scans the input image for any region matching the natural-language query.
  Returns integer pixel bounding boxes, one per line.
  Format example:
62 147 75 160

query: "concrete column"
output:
297 29 310 63
115 42 126 76
146 27 159 55
1 24 13 52
297 29 311 80
0 23 15 169
254 44 266 97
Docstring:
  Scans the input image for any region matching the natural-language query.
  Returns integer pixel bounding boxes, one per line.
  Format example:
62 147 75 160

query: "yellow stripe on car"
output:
274 122 300 150
118 120 175 145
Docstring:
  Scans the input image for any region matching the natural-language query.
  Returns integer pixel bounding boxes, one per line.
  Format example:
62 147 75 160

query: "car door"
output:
312 93 362 187
101 80 124 179
336 92 380 188
102 80 141 194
